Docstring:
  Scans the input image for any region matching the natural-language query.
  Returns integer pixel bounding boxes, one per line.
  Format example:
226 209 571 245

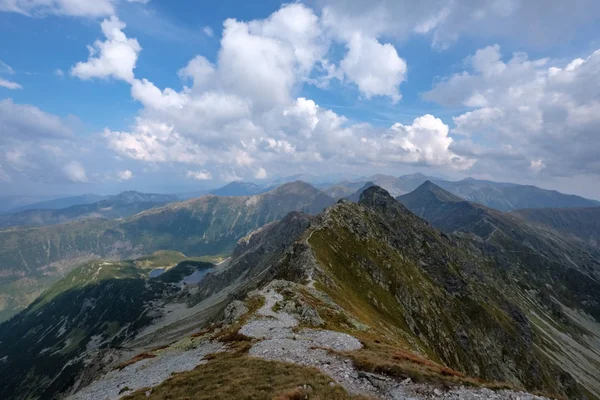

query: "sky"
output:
1 0 600 199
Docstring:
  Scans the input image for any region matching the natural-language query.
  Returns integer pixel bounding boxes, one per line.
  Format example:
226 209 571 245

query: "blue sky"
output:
1 0 600 198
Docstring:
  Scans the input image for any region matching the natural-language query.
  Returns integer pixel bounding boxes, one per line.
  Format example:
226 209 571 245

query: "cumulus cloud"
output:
63 161 87 182
254 167 267 179
104 119 209 165
186 170 212 180
88 3 468 181
340 33 406 102
425 45 600 177
71 16 141 83
117 169 133 180
0 78 21 89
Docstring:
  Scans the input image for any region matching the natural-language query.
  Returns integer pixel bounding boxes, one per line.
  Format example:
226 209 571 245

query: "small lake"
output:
181 267 214 285
149 268 165 278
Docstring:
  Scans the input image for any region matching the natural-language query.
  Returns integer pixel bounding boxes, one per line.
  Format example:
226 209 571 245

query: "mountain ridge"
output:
0 181 334 321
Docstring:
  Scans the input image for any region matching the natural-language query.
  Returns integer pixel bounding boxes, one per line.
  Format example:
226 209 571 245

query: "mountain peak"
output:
272 180 319 195
210 181 263 196
413 180 464 203
358 185 396 207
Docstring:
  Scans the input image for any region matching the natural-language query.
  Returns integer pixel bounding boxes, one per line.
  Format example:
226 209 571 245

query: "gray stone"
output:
223 300 248 324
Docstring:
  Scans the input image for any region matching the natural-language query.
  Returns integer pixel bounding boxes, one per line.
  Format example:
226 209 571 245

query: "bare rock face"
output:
224 300 249 324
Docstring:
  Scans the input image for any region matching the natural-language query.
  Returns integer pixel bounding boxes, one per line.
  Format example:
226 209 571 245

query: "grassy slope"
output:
303 198 581 398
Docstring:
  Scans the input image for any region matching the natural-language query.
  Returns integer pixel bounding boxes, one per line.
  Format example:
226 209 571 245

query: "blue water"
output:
181 267 214 284
149 268 165 278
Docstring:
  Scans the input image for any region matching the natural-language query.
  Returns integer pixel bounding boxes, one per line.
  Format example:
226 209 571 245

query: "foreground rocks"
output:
236 281 550 400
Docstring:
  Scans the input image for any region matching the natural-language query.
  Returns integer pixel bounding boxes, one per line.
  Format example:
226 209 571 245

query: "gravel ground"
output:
240 283 380 396
68 341 224 400
239 281 551 400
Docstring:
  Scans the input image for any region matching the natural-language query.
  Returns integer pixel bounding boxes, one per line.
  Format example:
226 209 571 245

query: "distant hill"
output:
436 178 599 211
0 181 334 321
9 194 109 213
326 173 599 211
397 182 600 286
209 181 266 196
512 207 600 247
0 191 178 229
0 195 61 213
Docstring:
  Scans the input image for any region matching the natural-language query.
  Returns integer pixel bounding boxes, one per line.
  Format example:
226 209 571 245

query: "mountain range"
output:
0 182 334 321
1 184 598 399
326 173 600 211
0 191 178 229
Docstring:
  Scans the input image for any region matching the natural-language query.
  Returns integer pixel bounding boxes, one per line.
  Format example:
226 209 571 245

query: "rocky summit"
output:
1 184 598 400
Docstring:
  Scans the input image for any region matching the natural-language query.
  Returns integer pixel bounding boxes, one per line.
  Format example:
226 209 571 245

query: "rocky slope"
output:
512 207 600 248
0 252 214 400
0 181 334 321
209 181 266 196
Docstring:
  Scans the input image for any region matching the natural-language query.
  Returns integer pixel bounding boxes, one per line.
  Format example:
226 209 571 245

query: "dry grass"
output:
115 352 157 371
123 351 369 400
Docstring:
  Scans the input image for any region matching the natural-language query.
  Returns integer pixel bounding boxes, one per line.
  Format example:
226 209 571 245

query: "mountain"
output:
0 188 600 400
0 252 214 400
209 181 266 196
0 191 178 230
436 178 599 211
0 181 334 321
1 186 599 399
327 174 600 211
8 194 109 213
512 207 600 247
0 195 61 213
345 181 376 202
397 183 600 394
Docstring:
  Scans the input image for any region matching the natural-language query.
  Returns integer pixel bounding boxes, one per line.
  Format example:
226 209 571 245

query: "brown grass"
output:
123 352 369 400
115 352 157 371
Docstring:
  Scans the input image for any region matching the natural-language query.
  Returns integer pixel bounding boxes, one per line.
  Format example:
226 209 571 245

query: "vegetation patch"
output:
123 352 368 400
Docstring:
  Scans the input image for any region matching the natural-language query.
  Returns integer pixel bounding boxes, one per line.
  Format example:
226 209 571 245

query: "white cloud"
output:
117 169 133 180
0 0 116 17
320 0 600 49
178 55 215 89
340 33 406 102
360 114 474 169
426 46 600 177
0 60 15 74
530 160 545 172
104 119 209 165
202 26 213 37
71 16 141 83
254 167 267 179
63 161 87 182
0 78 21 89
186 169 212 180
94 3 474 182
0 99 72 142
54 69 65 77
